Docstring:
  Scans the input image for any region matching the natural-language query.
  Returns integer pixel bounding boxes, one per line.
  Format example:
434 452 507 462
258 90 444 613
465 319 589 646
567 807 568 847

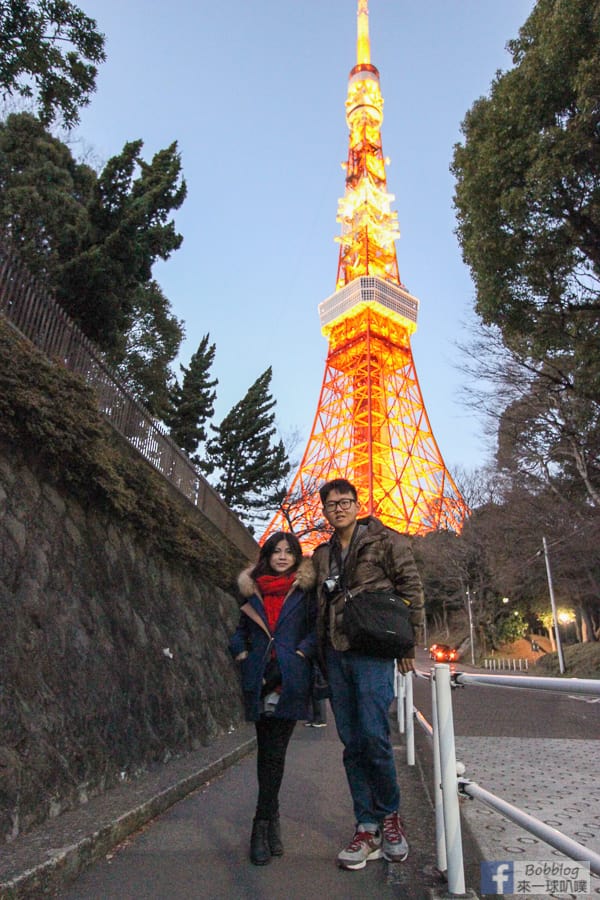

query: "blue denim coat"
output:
229 559 317 721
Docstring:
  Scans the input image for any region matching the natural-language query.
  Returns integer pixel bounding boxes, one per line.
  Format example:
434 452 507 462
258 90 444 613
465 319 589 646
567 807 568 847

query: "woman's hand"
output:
295 650 306 659
235 651 249 661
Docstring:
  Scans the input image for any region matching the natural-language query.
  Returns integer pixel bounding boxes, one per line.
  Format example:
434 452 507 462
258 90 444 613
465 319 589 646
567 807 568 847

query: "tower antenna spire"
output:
262 3 469 546
357 0 371 65
336 0 400 289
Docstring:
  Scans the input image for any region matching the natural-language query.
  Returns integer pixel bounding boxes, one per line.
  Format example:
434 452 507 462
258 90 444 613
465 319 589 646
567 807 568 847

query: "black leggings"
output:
255 717 296 819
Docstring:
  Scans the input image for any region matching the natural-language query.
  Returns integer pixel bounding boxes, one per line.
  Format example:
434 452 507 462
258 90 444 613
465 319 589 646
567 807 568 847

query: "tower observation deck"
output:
263 0 468 548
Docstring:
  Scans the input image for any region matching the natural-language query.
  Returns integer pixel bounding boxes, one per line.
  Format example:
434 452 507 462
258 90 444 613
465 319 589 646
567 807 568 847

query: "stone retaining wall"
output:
0 444 246 844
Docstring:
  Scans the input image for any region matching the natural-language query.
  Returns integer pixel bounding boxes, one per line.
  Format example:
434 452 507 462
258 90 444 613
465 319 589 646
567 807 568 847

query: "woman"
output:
229 531 316 866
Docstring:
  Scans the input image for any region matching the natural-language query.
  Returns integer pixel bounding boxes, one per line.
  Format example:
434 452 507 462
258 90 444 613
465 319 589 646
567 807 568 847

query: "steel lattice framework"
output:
264 0 468 549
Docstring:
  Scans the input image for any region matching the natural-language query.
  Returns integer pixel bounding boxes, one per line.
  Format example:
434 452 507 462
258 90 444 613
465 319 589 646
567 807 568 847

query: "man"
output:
312 478 424 871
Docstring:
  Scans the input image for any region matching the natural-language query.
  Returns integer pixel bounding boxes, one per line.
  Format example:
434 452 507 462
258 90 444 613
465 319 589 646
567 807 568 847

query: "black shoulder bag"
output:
332 531 415 659
342 590 415 659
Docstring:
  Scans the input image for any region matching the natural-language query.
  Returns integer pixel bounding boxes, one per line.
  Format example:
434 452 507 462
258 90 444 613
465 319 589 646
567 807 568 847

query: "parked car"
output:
429 643 458 662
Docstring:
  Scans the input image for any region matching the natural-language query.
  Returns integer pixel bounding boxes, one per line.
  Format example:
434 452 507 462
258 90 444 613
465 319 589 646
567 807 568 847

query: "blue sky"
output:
73 0 535 475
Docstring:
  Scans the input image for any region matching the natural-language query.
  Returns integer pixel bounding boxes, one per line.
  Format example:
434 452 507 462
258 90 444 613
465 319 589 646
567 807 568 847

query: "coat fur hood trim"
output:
237 557 316 599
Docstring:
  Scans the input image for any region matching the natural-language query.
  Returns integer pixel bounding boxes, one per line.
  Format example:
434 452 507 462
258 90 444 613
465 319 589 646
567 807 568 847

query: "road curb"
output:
0 726 256 899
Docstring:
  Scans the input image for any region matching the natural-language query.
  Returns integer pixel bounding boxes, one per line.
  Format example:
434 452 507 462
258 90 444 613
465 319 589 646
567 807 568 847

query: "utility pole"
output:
466 587 475 666
542 536 566 674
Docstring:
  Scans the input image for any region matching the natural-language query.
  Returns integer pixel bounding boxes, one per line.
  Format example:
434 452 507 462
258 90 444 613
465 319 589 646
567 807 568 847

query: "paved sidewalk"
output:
4 663 598 899
456 736 600 899
0 710 482 899
0 726 257 899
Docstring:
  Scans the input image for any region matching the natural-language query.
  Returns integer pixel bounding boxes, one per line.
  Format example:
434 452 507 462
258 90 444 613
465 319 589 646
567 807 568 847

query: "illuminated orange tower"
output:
266 0 468 548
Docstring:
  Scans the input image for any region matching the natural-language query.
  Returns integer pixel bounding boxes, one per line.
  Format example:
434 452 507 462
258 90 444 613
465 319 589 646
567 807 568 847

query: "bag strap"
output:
330 523 367 593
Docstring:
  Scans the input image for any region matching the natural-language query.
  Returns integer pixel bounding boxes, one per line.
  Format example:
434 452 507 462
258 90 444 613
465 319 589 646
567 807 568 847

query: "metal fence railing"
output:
0 241 257 560
482 657 529 671
396 666 600 895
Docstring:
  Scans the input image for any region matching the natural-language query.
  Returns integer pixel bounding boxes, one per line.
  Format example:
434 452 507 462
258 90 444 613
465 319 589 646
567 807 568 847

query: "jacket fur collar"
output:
237 557 316 599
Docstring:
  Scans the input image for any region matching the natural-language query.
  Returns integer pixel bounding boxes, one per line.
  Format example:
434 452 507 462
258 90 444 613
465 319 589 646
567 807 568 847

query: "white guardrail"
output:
395 664 600 896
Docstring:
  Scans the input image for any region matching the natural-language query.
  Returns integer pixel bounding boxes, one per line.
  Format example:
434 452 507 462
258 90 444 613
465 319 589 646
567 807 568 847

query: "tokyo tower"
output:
265 0 468 549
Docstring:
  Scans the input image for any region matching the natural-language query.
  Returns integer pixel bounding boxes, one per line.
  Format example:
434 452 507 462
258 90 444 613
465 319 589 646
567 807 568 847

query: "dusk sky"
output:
73 0 536 476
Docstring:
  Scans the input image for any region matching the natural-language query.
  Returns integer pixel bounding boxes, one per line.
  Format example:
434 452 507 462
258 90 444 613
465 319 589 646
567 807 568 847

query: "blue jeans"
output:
326 648 399 824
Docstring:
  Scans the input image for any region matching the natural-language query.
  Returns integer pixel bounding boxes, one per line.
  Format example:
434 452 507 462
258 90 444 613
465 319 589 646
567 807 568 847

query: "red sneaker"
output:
382 811 409 862
337 826 382 870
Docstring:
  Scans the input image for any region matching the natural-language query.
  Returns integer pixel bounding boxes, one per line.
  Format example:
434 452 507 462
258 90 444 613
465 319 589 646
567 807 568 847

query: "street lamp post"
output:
542 535 566 674
466 587 475 666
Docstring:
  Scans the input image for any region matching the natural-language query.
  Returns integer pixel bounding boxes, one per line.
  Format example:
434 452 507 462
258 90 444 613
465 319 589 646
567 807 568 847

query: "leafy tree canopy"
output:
0 0 106 127
204 366 290 529
0 110 93 273
0 112 186 415
60 135 186 352
452 0 600 370
452 0 600 558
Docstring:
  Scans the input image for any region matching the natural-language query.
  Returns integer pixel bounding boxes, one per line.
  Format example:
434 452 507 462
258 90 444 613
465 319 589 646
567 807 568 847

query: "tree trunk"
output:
579 607 594 643
476 625 488 657
442 602 450 639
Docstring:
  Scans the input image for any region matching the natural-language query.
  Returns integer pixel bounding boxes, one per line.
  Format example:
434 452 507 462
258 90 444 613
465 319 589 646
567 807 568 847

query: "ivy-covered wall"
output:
0 319 251 842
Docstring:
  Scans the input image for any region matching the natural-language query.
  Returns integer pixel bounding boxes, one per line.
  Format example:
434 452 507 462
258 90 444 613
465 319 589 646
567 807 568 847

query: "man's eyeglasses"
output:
323 498 356 513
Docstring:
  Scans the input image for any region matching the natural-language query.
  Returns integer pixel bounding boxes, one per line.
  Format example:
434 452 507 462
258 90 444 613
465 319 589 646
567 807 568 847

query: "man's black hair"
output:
319 478 358 505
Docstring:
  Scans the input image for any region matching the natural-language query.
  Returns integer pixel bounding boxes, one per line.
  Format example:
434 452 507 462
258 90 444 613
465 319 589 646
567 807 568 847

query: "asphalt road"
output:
411 650 599 742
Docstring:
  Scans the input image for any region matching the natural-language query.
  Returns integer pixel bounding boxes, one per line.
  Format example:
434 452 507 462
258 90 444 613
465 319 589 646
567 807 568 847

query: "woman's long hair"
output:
251 531 302 579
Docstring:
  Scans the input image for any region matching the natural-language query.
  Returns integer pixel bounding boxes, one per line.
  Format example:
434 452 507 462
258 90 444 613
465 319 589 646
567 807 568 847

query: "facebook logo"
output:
481 861 514 894
482 859 590 895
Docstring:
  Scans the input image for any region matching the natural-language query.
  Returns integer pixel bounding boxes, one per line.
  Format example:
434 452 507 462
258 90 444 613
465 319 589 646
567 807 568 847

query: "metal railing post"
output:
431 671 447 875
434 663 466 895
396 666 405 734
405 672 415 766
413 668 600 891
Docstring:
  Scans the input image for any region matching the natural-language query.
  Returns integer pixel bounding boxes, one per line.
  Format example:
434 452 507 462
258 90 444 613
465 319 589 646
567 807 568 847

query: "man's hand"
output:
396 657 415 675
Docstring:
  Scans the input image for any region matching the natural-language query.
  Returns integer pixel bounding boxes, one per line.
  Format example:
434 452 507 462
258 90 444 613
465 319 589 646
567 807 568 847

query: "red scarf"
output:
256 572 296 634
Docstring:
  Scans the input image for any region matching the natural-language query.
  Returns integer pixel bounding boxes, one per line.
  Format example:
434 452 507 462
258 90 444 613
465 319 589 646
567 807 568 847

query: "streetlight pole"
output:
542 535 566 674
466 587 475 666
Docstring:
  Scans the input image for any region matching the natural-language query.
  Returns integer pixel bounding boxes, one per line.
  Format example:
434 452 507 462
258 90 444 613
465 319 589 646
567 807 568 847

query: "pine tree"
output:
167 334 218 461
205 367 291 528
0 114 186 416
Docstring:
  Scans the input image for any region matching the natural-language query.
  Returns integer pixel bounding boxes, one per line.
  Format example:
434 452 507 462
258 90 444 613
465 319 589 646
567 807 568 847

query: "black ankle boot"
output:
268 815 283 856
250 818 271 865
